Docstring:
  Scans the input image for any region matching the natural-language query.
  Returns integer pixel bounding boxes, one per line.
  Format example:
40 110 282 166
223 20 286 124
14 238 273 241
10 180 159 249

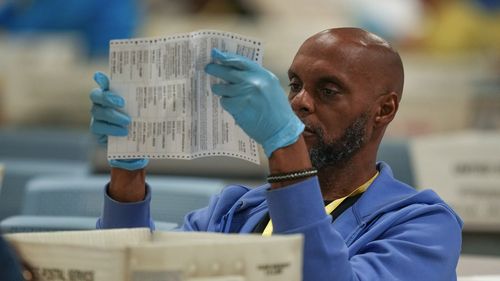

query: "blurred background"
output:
0 0 498 132
0 0 499 275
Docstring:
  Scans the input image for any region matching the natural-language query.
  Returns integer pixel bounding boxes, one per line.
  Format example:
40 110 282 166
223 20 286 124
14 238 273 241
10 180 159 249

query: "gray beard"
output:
308 113 368 170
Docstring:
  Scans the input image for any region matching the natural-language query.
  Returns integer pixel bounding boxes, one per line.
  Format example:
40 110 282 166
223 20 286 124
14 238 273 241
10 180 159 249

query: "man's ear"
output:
374 92 399 127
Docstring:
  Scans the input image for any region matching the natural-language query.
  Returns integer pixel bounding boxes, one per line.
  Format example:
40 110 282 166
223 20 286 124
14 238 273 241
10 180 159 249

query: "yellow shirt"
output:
262 172 379 236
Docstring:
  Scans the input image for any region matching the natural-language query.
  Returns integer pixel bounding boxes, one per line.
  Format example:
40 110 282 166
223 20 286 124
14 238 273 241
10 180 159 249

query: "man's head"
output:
288 27 404 170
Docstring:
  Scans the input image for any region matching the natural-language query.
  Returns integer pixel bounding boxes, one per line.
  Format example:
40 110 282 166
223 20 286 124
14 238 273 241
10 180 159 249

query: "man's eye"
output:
320 88 339 97
288 82 302 93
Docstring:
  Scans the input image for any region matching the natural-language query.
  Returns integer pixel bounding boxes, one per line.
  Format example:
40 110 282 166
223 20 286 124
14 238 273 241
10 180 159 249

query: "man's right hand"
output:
90 71 149 171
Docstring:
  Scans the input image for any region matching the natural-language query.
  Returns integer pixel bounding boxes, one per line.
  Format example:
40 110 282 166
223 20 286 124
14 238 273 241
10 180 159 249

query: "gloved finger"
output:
94 71 110 91
219 95 248 116
90 88 125 108
205 63 244 84
97 134 108 145
211 48 258 71
211 83 245 98
91 104 130 126
109 159 149 171
90 119 129 137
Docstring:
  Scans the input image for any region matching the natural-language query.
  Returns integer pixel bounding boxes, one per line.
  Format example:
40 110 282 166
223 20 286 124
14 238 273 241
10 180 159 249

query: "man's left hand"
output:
205 48 304 157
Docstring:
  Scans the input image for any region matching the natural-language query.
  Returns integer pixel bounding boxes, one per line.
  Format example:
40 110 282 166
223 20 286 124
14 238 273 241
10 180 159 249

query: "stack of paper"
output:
6 228 303 281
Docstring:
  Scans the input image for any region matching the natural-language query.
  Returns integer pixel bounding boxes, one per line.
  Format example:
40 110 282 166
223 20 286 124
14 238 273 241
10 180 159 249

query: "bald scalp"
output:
305 27 404 100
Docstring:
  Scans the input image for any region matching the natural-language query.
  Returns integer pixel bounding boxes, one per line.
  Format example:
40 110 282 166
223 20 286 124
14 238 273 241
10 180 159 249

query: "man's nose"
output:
290 89 314 118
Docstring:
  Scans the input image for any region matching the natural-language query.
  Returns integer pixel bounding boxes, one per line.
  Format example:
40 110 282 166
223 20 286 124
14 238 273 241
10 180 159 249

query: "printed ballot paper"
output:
6 228 303 281
107 30 262 164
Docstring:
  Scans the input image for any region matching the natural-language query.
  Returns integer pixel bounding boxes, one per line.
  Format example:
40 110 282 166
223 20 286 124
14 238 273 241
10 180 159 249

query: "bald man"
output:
91 28 462 280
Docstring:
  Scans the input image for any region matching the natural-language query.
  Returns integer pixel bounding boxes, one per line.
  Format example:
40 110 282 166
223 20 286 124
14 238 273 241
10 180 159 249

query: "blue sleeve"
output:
266 177 462 281
181 185 250 232
96 183 155 230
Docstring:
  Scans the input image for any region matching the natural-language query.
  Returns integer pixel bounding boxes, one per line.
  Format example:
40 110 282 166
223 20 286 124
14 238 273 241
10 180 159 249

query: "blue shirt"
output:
98 162 463 280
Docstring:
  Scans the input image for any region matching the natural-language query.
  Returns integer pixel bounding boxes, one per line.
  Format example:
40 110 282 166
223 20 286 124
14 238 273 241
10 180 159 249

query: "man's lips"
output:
302 127 316 137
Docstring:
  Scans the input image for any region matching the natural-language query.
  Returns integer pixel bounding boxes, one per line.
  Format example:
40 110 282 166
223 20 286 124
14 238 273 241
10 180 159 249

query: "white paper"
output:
457 255 500 277
6 229 303 281
107 30 262 164
410 131 500 231
459 277 500 281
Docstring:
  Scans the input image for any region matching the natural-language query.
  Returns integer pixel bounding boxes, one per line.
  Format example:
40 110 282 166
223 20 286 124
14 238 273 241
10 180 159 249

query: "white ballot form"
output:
107 30 262 164
6 228 303 281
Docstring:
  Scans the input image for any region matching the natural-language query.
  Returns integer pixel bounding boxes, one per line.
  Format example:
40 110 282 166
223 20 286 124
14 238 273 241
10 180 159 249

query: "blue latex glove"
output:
90 71 149 170
205 49 304 157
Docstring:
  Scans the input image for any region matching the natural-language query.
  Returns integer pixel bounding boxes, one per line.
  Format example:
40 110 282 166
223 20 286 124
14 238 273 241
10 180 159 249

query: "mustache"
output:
302 121 323 136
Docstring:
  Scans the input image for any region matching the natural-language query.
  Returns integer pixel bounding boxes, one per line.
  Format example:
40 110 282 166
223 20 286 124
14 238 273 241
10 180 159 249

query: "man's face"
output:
288 35 376 169
307 112 368 170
